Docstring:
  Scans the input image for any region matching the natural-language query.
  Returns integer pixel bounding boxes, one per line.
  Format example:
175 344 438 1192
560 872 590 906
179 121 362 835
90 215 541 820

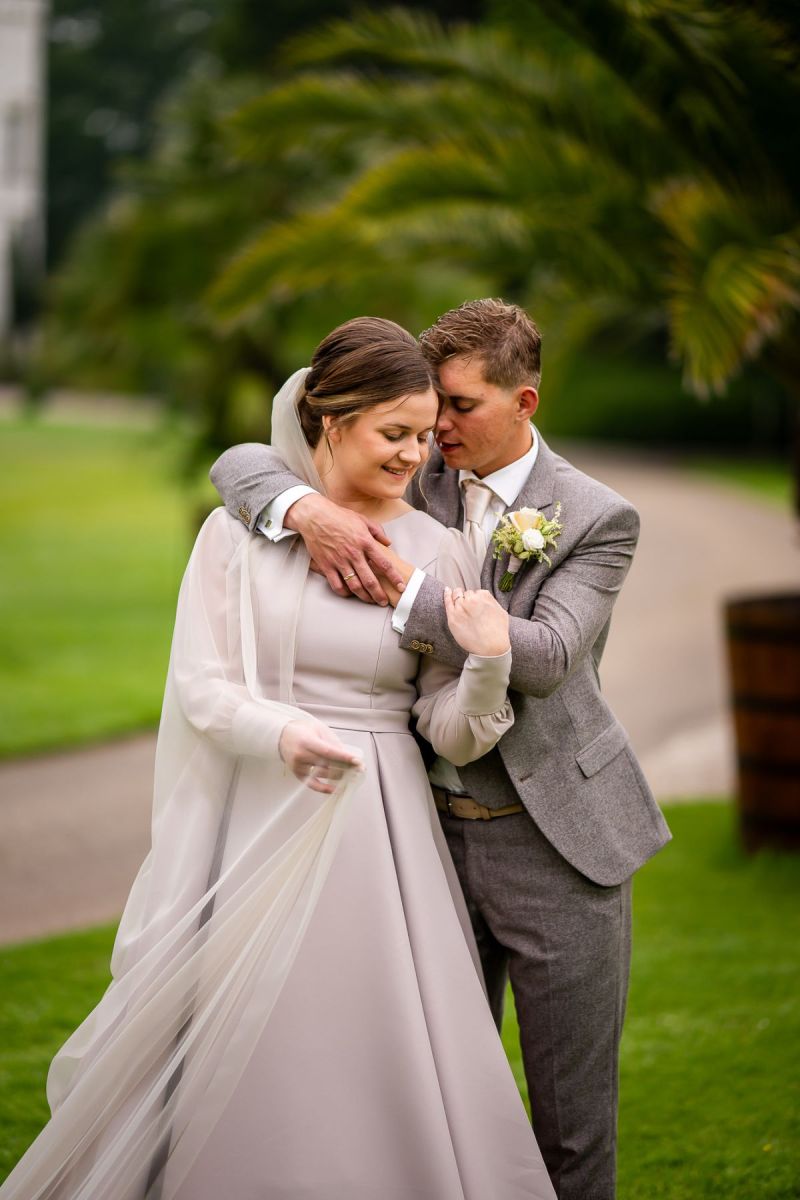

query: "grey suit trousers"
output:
442 802 632 1200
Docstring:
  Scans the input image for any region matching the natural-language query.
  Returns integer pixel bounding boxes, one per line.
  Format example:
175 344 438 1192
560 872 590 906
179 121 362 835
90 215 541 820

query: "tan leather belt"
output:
432 785 524 821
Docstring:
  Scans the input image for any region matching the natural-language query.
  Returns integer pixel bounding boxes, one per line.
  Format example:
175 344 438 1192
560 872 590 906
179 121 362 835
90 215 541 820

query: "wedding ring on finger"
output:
342 572 357 581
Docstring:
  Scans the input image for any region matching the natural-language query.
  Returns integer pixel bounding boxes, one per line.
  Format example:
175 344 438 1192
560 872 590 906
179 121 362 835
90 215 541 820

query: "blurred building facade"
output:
0 0 46 338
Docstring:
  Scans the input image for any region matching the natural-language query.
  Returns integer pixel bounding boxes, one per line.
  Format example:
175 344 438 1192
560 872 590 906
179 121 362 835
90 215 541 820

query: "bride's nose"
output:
397 443 422 465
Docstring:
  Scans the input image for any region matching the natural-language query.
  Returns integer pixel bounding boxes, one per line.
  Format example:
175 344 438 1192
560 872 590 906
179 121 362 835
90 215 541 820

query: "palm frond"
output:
656 180 800 392
533 0 798 194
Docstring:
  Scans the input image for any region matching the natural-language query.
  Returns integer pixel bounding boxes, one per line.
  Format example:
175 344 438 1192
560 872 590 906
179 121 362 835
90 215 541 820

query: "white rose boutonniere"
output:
491 503 563 591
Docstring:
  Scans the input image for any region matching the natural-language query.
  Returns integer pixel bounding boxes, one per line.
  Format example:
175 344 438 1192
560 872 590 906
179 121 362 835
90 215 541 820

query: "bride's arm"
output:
171 509 361 787
411 530 514 767
170 508 299 758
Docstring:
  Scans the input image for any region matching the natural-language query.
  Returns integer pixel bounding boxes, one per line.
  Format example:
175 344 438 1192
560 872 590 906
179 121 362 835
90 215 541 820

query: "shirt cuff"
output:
391 568 427 634
256 485 317 542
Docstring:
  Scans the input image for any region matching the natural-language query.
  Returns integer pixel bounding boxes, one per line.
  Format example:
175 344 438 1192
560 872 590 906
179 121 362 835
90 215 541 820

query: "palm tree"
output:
206 1 800 846
208 2 800 504
41 57 490 457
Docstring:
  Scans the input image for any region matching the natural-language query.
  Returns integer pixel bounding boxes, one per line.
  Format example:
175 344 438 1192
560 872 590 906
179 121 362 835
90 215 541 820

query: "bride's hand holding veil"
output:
279 719 365 795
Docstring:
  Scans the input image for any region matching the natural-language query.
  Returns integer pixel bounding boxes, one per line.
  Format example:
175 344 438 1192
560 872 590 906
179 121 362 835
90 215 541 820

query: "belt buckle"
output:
446 793 456 818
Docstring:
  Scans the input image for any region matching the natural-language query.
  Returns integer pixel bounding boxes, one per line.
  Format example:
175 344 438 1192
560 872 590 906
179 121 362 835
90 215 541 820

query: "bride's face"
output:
322 387 439 501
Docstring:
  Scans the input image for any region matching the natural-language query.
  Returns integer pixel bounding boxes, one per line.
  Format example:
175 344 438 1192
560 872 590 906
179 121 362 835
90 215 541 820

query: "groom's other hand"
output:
285 493 406 605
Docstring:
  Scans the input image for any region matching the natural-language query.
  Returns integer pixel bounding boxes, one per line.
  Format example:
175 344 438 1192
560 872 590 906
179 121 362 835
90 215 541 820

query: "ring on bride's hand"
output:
342 572 357 581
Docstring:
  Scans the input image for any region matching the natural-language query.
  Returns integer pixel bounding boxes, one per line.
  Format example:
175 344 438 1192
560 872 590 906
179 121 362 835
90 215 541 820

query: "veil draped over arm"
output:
0 374 364 1200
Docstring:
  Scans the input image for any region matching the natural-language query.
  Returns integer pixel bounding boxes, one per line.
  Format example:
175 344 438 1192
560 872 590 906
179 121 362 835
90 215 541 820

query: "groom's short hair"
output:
420 298 541 390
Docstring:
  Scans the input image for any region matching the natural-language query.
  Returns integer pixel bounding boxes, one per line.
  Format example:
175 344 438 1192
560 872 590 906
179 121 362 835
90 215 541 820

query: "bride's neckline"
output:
331 504 416 528
381 508 417 527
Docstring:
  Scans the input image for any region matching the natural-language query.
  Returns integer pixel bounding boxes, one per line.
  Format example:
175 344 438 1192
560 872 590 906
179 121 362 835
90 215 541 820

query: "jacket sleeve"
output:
210 444 307 533
411 529 514 766
402 502 640 699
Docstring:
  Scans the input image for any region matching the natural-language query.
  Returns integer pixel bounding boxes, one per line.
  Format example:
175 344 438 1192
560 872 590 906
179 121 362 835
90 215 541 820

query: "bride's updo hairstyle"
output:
297 317 435 448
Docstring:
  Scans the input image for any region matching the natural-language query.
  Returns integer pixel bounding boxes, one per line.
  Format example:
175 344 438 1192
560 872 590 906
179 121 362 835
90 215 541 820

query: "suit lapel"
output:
490 433 557 598
416 451 462 526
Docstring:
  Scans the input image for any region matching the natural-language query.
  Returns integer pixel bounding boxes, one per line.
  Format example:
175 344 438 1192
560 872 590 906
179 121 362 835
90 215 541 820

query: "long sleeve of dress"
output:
411 529 514 767
171 507 301 759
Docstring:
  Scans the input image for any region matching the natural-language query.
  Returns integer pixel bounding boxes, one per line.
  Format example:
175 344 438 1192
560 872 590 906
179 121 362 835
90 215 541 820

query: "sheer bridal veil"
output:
0 369 364 1199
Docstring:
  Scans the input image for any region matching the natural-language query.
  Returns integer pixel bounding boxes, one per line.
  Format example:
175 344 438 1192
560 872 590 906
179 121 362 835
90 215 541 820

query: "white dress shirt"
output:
257 484 317 541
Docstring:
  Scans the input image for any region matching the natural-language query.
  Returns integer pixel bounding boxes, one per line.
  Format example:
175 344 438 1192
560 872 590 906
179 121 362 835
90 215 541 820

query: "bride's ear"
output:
322 414 341 445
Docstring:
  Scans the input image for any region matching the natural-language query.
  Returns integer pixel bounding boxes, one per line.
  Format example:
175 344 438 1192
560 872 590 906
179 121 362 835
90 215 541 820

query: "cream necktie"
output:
461 479 494 561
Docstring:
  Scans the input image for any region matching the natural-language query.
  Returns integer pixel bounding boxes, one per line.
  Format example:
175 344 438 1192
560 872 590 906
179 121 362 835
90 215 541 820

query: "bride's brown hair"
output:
297 317 435 447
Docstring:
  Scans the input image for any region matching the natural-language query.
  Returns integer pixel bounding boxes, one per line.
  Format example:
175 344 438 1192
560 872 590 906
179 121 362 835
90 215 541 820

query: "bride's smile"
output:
313 387 440 517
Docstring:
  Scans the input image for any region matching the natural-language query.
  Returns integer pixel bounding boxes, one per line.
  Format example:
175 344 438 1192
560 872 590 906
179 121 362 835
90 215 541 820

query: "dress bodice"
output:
254 510 447 732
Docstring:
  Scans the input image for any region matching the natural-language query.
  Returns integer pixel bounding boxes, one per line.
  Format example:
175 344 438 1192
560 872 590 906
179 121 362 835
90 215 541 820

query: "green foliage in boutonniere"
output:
491 503 563 591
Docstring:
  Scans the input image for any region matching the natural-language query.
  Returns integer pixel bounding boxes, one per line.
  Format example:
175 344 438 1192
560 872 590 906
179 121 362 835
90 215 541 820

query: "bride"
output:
1 317 555 1199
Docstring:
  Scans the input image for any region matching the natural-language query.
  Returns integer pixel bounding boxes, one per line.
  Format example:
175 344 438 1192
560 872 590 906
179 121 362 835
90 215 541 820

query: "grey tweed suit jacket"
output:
210 433 671 886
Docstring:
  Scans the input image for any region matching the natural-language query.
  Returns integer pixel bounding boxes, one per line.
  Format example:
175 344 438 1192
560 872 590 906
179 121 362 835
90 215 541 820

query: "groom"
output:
210 298 671 1200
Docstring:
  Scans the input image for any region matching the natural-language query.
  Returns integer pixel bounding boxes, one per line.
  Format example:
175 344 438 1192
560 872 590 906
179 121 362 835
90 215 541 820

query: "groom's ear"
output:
517 387 539 421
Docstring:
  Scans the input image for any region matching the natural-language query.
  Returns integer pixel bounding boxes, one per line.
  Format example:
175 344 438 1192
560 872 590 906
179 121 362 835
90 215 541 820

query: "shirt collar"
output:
458 425 539 508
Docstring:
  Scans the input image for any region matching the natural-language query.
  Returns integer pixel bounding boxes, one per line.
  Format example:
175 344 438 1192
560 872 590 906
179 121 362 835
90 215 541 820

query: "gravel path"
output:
1 446 796 945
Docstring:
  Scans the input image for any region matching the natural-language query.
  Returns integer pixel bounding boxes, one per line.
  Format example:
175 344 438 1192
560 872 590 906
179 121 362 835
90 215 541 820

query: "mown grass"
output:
0 925 114 1180
687 457 793 507
503 802 800 1199
0 417 212 757
0 803 797 1195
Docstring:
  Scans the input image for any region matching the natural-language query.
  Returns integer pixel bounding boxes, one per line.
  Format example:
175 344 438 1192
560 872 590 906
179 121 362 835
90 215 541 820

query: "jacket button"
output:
411 639 421 651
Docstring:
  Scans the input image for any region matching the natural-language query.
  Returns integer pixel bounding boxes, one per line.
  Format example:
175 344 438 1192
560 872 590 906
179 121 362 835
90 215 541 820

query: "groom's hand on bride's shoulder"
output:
285 493 406 605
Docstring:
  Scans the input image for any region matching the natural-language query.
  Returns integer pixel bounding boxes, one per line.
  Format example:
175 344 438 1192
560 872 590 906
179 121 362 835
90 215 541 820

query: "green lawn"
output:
686 457 794 507
0 925 114 1181
0 803 797 1195
503 803 800 1198
0 417 212 757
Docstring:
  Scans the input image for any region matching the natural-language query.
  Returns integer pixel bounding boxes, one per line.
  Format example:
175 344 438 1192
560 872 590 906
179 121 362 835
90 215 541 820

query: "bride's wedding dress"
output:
1 506 555 1198
170 507 554 1199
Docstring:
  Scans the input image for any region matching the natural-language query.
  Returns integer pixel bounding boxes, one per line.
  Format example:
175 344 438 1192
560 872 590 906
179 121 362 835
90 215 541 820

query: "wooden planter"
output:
725 593 800 851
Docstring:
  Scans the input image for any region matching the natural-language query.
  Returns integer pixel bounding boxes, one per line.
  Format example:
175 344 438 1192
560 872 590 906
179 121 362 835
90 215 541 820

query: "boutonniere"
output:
491 503 563 591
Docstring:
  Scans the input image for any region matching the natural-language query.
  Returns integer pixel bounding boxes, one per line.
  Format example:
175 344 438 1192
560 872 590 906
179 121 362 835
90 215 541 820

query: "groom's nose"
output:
437 406 456 435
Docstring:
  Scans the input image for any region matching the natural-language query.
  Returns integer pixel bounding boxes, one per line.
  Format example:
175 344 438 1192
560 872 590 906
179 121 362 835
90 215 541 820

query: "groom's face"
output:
434 355 539 477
